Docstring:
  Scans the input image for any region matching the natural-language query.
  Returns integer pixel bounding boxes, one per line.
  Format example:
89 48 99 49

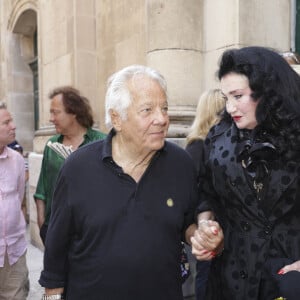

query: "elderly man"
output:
39 65 198 300
0 102 29 299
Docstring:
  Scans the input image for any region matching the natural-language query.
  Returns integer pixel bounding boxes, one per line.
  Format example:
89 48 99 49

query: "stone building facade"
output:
0 0 297 248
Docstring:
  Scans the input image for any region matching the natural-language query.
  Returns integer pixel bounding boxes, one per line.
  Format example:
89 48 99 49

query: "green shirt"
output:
34 128 106 225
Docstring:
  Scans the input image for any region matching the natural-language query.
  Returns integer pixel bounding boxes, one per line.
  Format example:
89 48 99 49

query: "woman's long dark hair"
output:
218 46 300 162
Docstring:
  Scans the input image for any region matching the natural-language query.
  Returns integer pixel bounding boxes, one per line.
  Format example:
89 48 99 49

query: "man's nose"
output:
153 108 168 124
10 121 16 130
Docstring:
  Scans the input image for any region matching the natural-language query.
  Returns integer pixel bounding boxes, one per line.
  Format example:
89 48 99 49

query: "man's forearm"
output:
35 198 46 228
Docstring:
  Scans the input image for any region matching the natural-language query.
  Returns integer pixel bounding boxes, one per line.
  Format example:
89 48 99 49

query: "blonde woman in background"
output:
185 89 225 300
186 89 225 176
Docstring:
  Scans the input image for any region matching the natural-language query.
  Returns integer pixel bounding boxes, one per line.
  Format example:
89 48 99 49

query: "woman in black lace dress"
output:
191 46 300 300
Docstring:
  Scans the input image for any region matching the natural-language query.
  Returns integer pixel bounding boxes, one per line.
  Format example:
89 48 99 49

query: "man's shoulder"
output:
71 138 104 158
48 134 61 142
164 141 194 163
88 128 107 140
164 140 186 152
6 146 24 165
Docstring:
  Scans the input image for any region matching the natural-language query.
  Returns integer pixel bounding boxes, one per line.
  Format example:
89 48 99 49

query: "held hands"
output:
277 260 300 275
191 220 224 261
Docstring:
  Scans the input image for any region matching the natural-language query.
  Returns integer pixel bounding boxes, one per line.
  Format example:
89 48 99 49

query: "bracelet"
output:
42 294 64 300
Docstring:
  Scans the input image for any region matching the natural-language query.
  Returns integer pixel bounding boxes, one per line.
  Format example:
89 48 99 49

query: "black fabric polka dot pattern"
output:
198 120 300 300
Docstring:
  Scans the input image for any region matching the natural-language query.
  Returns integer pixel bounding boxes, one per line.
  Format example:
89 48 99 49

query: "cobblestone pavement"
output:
26 229 44 300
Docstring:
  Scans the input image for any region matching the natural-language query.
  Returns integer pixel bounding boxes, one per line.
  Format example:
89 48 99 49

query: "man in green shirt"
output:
34 86 106 244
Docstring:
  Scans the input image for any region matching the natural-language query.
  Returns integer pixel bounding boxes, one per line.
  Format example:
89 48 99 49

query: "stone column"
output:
146 0 202 141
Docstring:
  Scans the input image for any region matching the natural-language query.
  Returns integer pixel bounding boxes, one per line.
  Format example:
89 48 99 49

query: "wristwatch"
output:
42 294 64 300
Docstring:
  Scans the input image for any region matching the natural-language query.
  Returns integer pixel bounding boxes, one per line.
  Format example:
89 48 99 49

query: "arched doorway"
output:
7 7 38 152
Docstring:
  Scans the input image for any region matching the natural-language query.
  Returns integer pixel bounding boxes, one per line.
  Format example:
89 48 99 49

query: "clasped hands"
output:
191 219 224 261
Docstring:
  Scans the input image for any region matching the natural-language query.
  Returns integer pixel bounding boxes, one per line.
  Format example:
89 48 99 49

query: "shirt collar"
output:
101 129 115 160
57 127 94 143
101 129 167 161
0 146 9 159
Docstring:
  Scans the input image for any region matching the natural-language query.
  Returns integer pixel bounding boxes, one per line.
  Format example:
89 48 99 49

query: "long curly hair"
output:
218 46 300 162
49 86 94 128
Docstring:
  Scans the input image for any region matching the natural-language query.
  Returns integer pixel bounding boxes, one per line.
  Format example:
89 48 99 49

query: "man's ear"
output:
110 109 122 131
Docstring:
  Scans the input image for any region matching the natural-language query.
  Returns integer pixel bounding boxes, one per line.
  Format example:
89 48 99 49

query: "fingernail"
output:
212 229 218 235
277 269 285 275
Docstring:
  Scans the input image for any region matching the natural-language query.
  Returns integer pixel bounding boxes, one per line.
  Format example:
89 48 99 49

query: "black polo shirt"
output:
39 130 198 300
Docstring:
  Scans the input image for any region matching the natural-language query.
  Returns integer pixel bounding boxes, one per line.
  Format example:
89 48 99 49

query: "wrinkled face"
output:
112 76 169 153
0 109 16 149
49 94 77 134
221 72 259 130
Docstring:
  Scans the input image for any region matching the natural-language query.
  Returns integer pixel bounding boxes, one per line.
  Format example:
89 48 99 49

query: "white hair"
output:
105 65 167 129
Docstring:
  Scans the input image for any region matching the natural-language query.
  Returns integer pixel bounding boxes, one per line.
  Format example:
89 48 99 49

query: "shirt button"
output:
240 270 248 279
241 221 250 232
264 225 272 235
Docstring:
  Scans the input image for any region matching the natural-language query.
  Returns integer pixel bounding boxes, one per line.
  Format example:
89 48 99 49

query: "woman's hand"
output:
191 219 224 261
278 260 300 274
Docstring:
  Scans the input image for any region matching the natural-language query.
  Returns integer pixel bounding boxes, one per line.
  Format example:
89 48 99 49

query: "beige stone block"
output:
42 19 71 64
76 0 95 16
76 52 97 87
41 28 56 64
55 54 74 85
147 0 202 51
201 49 225 92
97 0 145 50
41 0 73 30
76 16 96 51
15 113 35 134
40 0 55 34
239 0 290 50
115 33 146 68
41 53 73 104
202 0 238 50
10 91 33 107
10 73 33 93
33 132 54 153
147 49 202 106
